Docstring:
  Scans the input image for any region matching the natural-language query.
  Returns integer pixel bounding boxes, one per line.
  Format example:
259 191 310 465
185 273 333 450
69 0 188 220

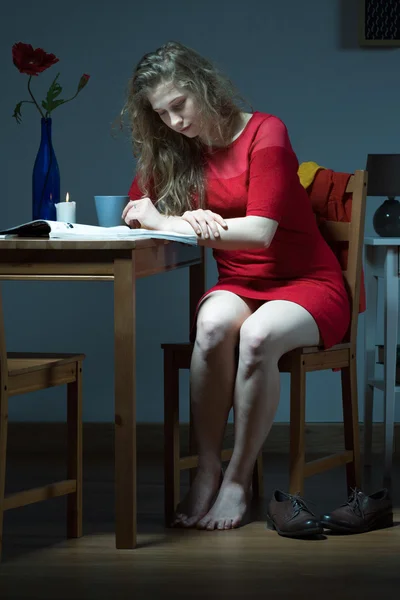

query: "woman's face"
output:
147 81 203 140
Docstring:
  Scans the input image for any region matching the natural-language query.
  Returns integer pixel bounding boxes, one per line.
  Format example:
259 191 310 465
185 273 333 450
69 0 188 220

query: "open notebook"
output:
0 220 198 245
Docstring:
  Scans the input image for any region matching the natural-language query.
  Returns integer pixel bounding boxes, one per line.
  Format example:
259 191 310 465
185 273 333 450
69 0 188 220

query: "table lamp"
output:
366 154 400 237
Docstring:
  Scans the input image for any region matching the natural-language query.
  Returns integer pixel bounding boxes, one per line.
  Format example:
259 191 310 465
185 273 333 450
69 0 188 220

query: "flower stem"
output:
56 91 80 109
27 75 46 119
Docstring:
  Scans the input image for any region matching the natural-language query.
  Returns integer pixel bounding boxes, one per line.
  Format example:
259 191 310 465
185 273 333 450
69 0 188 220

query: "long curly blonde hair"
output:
121 41 249 215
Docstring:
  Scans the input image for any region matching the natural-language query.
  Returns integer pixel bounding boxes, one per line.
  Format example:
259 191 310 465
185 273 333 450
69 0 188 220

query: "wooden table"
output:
0 236 204 548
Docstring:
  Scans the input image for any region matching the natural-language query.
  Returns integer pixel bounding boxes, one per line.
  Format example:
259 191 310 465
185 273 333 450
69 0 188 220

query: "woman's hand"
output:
121 197 165 230
181 209 227 238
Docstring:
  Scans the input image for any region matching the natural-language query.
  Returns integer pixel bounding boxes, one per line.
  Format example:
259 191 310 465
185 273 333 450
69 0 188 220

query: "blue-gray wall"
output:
0 0 398 423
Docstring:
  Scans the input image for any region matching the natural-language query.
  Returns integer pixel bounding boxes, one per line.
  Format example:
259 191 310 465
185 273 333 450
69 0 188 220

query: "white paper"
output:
47 222 198 245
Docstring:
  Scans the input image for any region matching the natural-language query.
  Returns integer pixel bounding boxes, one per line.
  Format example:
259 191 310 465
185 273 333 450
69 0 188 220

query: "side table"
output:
364 237 399 485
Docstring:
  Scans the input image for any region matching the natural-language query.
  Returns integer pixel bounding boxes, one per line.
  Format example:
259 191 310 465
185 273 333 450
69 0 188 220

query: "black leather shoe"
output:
266 490 323 537
321 488 393 534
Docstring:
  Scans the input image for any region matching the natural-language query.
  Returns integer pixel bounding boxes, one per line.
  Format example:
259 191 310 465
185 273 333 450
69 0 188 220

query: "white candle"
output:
55 192 76 223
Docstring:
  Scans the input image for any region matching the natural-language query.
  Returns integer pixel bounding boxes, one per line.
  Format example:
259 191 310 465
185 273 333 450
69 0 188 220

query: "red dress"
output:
128 112 350 349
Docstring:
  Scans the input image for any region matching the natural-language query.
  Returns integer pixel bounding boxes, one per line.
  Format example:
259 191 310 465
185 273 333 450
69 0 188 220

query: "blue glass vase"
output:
32 117 60 221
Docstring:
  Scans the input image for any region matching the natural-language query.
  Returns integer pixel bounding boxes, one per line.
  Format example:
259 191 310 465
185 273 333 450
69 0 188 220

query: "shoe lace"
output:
288 491 317 517
345 488 365 518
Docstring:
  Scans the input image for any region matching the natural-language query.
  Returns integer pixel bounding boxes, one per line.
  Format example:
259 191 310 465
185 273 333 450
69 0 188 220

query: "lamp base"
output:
373 197 400 237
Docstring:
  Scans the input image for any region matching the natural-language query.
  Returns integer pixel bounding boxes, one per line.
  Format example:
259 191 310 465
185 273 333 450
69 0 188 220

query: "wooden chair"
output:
0 288 85 561
162 170 367 525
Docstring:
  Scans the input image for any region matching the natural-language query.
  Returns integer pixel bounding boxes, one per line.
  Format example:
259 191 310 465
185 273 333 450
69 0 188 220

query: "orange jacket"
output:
306 168 366 314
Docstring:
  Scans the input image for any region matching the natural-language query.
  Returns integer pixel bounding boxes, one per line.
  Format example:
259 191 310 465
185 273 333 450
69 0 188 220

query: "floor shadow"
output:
2 452 399 565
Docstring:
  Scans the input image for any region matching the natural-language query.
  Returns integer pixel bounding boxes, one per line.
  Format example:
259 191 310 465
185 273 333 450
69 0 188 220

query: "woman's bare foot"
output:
196 481 251 530
172 467 222 528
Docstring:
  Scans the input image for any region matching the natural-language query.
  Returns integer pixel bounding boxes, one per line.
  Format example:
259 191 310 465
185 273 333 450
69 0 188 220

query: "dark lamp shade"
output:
366 154 400 197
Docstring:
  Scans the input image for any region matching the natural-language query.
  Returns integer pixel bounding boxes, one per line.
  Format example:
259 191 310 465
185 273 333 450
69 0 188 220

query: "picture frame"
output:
359 0 400 46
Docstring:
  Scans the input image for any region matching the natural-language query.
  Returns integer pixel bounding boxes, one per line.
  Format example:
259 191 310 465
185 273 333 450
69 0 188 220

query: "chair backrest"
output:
316 170 368 345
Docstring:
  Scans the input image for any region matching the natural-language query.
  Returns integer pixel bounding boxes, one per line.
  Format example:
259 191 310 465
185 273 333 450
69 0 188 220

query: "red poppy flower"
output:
12 42 59 76
12 42 90 123
77 73 90 92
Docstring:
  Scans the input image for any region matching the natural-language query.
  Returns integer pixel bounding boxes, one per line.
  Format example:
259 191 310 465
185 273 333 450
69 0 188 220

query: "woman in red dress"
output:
122 41 350 531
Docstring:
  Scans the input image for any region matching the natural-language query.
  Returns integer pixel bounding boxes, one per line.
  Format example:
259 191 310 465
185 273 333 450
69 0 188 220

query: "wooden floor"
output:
1 452 399 599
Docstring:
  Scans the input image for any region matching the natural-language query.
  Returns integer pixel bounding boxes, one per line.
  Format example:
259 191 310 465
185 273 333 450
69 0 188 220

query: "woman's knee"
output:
195 312 239 353
238 320 278 372
195 293 253 354
238 301 321 371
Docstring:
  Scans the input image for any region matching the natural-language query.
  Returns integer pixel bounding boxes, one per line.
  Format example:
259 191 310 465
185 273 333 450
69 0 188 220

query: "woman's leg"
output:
196 300 320 530
174 291 260 527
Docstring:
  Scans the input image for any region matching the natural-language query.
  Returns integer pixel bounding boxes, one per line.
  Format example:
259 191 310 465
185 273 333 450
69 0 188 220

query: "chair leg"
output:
67 361 83 539
289 359 306 495
342 353 362 493
363 263 378 468
252 453 264 498
164 350 181 526
0 390 8 562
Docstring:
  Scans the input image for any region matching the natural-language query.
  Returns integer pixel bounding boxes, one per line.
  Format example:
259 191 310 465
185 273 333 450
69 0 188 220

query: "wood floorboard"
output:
1 453 399 599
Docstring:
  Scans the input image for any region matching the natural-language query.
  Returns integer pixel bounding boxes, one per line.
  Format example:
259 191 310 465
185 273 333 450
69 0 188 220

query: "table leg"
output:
189 248 206 330
383 248 398 486
188 253 206 484
364 246 378 467
114 255 136 548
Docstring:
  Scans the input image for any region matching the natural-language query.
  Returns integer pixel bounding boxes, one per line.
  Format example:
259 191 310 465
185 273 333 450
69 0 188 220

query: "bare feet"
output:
196 481 250 530
172 467 221 528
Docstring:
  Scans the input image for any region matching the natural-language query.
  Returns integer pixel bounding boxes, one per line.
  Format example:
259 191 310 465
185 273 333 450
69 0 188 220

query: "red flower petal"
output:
12 42 59 76
77 73 90 92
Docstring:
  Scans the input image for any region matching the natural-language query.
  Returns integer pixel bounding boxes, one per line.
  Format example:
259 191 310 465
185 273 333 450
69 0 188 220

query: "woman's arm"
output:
122 196 278 249
160 214 278 250
122 197 276 249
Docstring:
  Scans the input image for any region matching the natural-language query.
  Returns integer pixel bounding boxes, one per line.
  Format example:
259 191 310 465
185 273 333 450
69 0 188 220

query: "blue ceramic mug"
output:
94 195 129 227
